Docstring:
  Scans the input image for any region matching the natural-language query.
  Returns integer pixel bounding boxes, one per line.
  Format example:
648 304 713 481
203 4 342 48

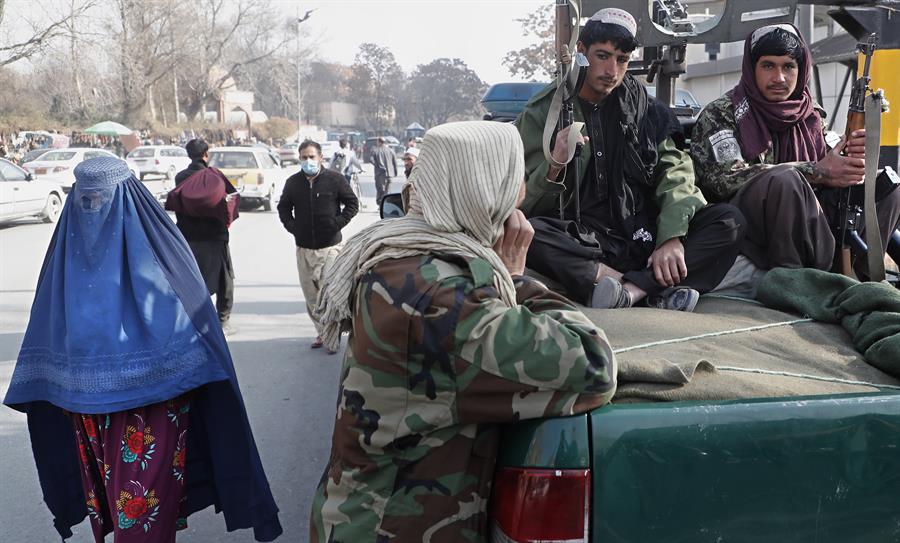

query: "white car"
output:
23 148 137 192
0 158 65 224
207 147 287 211
126 145 191 181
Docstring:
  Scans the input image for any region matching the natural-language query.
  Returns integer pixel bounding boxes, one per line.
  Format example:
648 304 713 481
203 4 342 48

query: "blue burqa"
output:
3 158 282 541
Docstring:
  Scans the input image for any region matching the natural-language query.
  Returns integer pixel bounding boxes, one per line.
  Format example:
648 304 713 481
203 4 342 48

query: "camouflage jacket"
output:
691 94 827 202
309 254 616 543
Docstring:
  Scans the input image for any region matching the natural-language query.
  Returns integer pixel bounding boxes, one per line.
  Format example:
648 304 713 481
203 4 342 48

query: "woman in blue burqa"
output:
3 158 282 542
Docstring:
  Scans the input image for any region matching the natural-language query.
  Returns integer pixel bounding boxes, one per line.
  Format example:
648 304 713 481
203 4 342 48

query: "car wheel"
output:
42 193 63 223
262 187 273 211
167 165 177 180
139 172 145 181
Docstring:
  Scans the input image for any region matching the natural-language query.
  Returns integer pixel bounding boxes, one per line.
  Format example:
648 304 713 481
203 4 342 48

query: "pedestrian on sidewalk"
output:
170 139 237 335
370 137 397 203
3 157 282 543
277 140 359 353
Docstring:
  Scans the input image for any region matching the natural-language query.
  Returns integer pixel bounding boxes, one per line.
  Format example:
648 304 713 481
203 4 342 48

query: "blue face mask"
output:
301 158 320 176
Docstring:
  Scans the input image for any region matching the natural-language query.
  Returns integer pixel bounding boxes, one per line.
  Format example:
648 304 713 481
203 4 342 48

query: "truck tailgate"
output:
590 393 900 542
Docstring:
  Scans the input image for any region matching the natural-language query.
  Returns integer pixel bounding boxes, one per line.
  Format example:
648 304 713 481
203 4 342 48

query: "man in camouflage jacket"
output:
691 24 900 276
309 255 616 542
309 121 617 542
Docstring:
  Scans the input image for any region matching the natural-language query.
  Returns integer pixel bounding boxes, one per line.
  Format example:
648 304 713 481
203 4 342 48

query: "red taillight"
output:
490 468 590 543
257 173 265 185
155 159 160 165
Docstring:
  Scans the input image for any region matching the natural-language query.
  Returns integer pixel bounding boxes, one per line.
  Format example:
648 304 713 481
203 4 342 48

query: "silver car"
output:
0 158 65 224
126 145 191 181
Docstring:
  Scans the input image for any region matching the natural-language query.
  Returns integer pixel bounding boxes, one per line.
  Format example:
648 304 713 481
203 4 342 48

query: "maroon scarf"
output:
730 25 826 163
165 167 240 226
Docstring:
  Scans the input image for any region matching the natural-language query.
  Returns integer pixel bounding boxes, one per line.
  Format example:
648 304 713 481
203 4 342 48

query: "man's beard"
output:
405 165 413 178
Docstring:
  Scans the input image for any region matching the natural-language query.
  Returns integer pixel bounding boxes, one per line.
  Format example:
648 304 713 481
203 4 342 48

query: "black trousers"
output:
527 204 745 305
187 240 235 322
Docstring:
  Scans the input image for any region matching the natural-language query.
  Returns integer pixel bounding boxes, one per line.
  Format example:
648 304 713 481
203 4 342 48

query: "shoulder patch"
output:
709 129 742 163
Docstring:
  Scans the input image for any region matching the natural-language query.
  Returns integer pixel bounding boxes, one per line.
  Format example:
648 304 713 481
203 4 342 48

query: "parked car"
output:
23 148 137 192
481 81 549 122
126 145 190 181
0 158 64 224
207 147 286 211
20 148 52 165
647 86 703 137
279 143 301 165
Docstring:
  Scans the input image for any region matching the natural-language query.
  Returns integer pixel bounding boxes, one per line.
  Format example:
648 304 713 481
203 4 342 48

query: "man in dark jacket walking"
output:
174 138 237 335
370 137 398 203
278 140 359 352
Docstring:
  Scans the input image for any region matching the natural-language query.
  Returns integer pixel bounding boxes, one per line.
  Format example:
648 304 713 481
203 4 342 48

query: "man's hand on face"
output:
493 209 534 276
548 125 588 181
813 132 866 188
647 237 687 288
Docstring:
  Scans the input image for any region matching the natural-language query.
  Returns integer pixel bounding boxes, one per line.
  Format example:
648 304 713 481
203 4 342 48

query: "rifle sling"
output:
864 93 885 282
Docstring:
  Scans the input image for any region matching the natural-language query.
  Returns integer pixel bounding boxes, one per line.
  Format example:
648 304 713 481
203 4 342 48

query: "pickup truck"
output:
378 186 900 542
488 295 900 543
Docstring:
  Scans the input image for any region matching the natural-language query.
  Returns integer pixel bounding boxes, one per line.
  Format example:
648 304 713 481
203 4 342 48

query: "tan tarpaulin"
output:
582 296 900 403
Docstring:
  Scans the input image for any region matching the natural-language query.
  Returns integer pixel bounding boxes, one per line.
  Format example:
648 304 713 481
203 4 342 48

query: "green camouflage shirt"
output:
691 94 826 202
309 254 616 543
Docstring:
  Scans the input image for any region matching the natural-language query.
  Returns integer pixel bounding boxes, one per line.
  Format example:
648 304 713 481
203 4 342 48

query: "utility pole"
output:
297 7 302 142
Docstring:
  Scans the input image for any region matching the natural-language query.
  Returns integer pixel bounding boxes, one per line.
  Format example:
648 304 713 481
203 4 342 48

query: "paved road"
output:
0 165 391 542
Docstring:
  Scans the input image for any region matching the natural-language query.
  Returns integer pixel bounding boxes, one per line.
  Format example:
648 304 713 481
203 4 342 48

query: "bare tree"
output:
112 0 187 125
502 4 556 81
350 43 403 130
0 0 95 67
177 0 299 120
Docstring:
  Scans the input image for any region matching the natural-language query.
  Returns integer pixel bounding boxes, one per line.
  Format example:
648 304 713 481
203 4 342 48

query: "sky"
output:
272 0 549 84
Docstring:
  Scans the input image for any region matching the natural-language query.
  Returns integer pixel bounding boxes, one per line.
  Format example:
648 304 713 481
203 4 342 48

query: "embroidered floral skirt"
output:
71 396 191 543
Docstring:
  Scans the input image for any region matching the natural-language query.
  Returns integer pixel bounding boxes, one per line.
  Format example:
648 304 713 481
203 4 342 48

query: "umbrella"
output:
84 121 133 136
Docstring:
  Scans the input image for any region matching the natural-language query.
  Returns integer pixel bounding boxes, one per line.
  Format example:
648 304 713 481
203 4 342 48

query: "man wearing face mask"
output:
278 140 359 352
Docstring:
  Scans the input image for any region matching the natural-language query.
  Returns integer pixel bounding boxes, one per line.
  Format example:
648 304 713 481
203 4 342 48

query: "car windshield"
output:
208 151 258 169
281 144 298 150
23 150 49 162
646 87 700 108
40 151 77 161
129 148 155 158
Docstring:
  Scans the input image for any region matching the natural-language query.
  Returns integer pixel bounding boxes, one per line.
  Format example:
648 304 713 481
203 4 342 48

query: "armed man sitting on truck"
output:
691 24 900 278
518 8 745 312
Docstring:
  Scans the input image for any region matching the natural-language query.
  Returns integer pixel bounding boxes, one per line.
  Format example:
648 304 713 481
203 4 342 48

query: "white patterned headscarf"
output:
315 121 525 351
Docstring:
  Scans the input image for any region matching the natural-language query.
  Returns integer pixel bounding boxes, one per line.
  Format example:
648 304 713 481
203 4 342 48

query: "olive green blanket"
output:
757 267 900 379
578 270 900 403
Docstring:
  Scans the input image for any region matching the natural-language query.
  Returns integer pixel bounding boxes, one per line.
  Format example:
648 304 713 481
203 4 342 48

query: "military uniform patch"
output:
709 129 742 163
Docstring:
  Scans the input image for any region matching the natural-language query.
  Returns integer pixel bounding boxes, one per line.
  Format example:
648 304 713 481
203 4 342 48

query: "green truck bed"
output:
492 297 900 542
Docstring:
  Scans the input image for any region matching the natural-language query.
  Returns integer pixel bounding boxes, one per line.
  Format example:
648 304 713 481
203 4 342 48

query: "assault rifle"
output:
543 0 588 222
834 33 890 281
